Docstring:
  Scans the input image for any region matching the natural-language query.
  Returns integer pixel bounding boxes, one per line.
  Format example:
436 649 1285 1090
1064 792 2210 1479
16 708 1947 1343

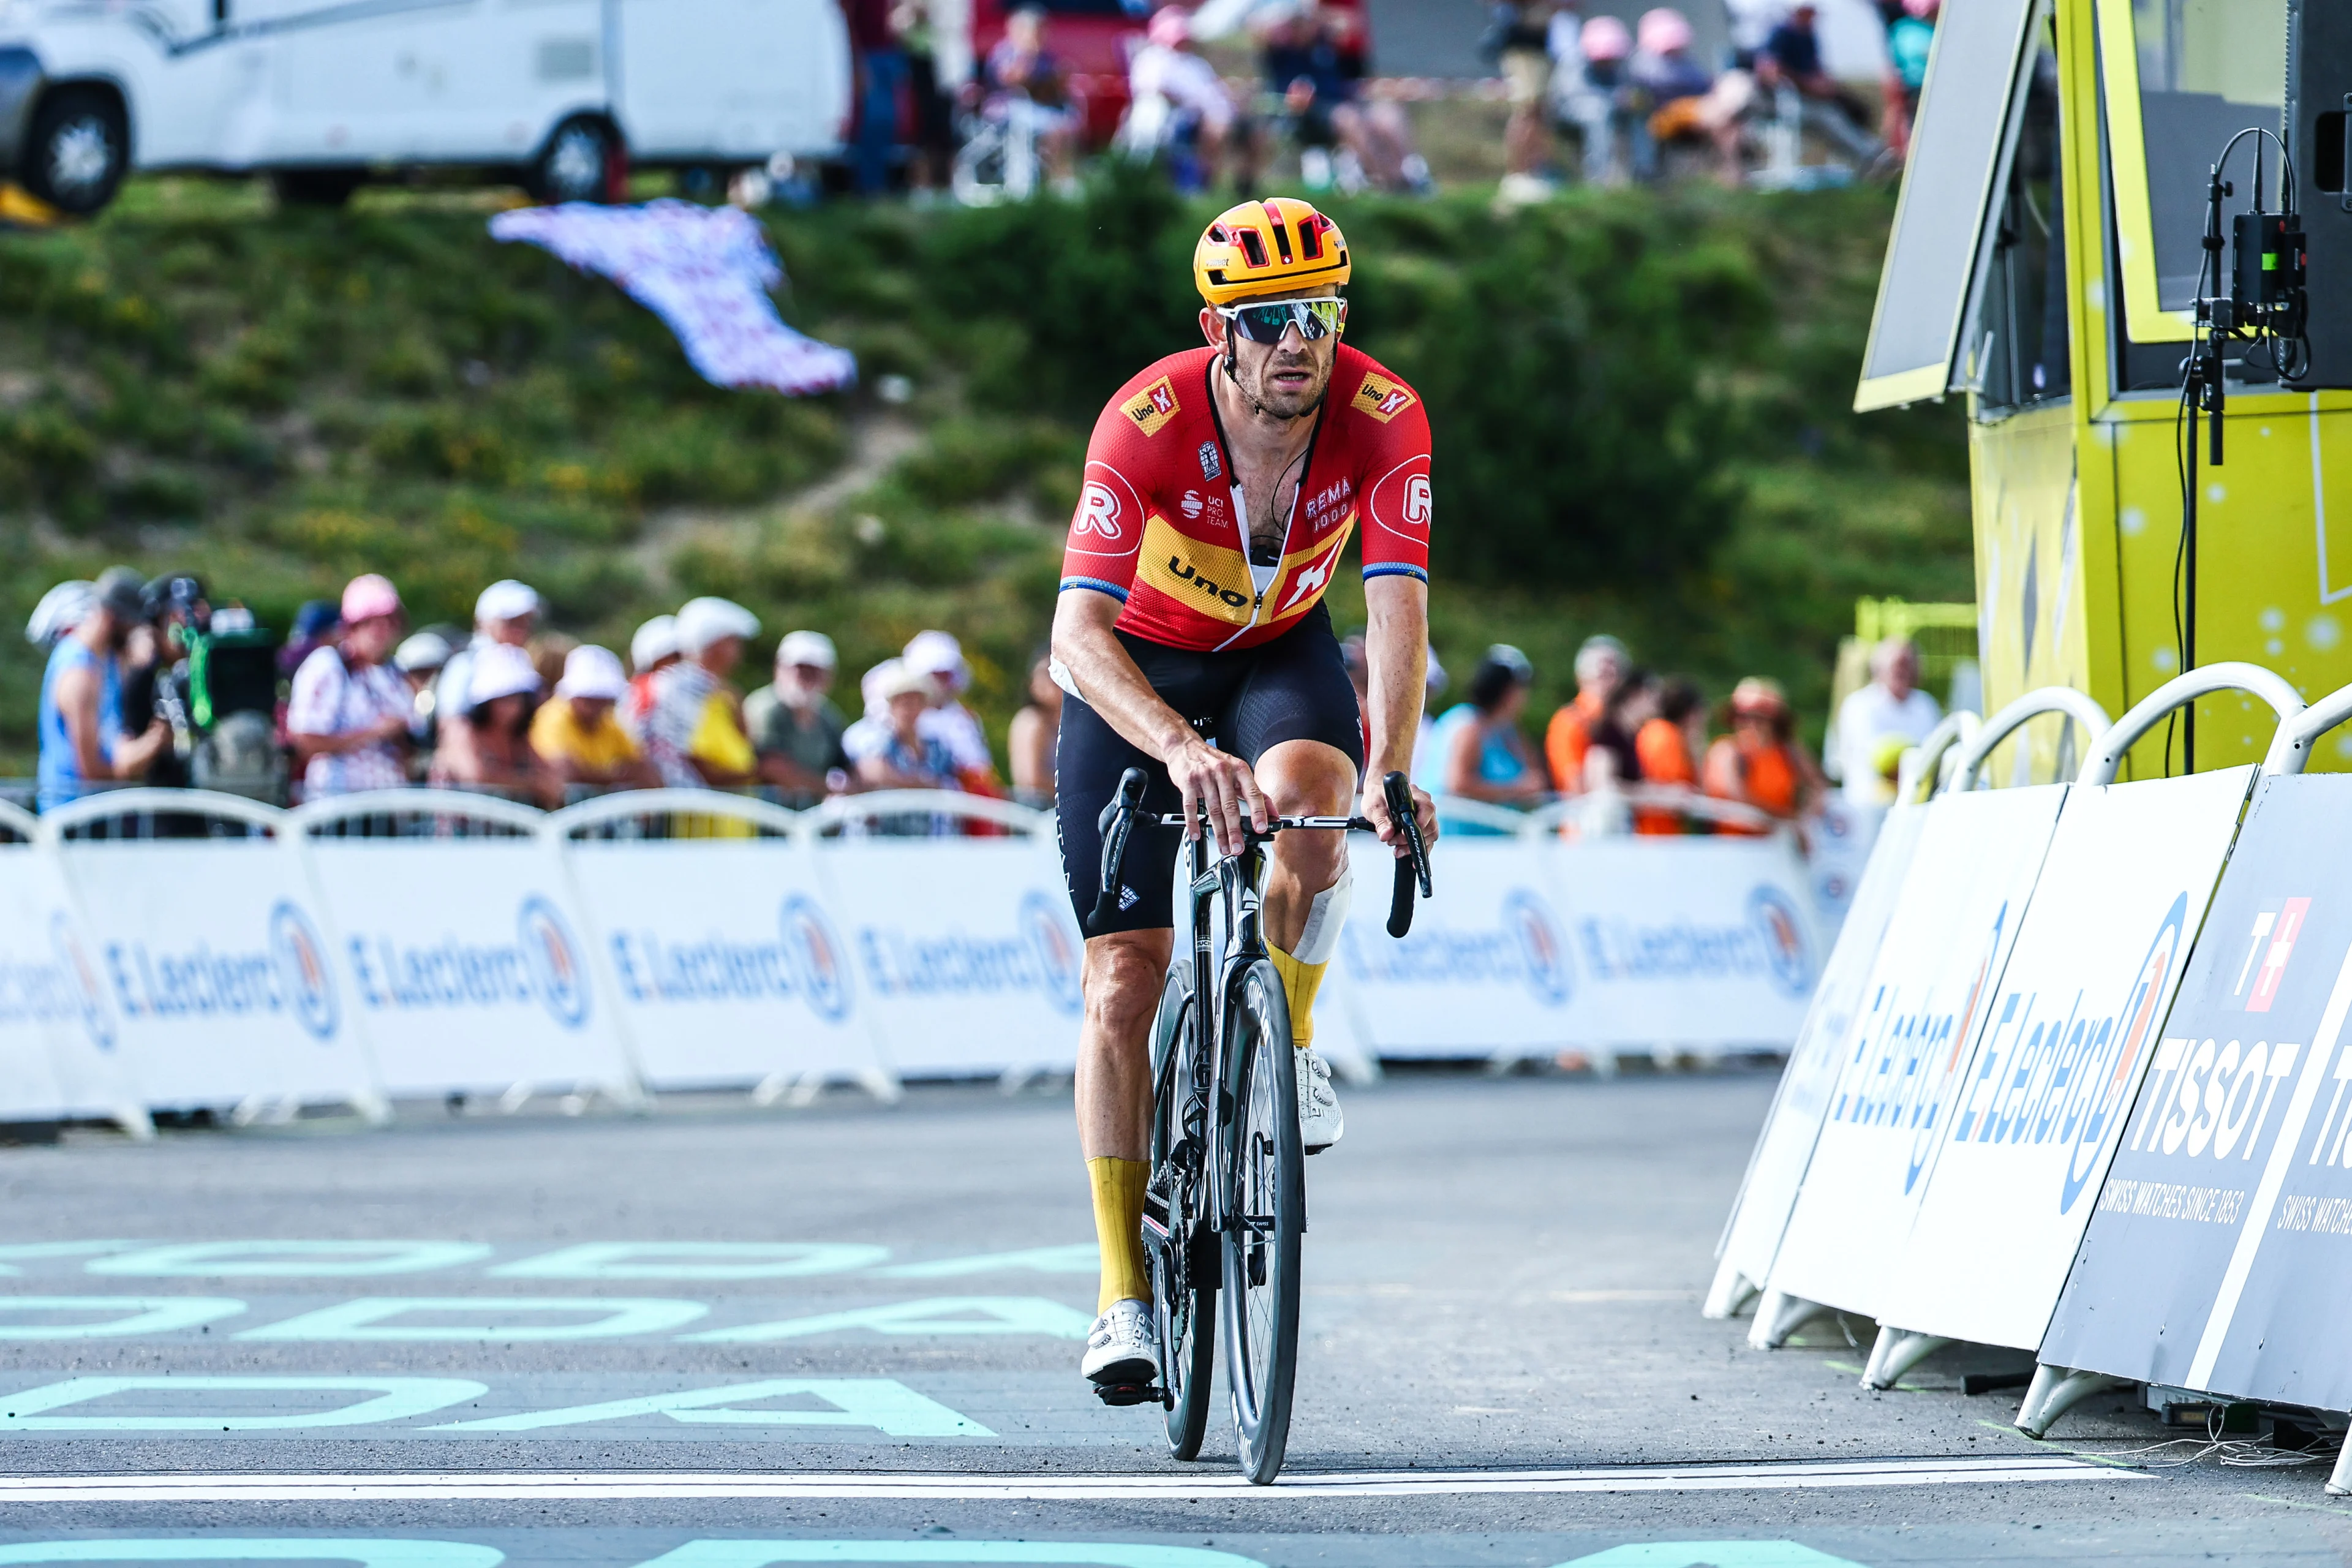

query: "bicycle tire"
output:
1219 957 1303 1485
1145 960 1216 1461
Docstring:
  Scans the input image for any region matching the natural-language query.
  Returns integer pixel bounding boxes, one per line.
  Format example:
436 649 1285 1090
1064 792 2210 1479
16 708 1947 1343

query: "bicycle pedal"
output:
1092 1381 1165 1408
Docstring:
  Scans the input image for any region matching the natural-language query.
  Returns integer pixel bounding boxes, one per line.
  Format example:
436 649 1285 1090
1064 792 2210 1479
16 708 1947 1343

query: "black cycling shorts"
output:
1056 602 1365 937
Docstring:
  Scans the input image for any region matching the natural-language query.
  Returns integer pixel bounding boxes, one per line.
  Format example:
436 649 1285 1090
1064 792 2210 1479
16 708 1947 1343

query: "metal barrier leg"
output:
858 1067 905 1106
1861 1325 1950 1389
497 1083 532 1115
752 1071 793 1108
2013 1363 2130 1438
2328 1439 2352 1496
1747 1286 1834 1349
1702 1256 1760 1319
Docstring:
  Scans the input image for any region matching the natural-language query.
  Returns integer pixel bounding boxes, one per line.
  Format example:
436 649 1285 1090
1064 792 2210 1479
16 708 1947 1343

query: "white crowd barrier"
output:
0 779 1857 1126
1710 666 2352 1463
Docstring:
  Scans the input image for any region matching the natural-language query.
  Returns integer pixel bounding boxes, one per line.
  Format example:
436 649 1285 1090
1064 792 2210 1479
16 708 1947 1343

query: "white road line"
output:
0 1458 2138 1502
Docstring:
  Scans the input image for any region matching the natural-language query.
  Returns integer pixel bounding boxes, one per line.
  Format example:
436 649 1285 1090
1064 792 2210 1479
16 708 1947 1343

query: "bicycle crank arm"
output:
1092 1380 1170 1409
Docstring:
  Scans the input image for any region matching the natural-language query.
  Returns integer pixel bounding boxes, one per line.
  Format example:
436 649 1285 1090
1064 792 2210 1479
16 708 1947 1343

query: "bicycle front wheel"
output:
1219 957 1303 1485
1146 960 1215 1461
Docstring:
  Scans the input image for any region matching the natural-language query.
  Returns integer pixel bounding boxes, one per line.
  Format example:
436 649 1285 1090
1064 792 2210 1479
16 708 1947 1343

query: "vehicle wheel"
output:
21 86 127 216
270 168 364 207
1145 960 1215 1462
529 116 616 204
1220 957 1302 1485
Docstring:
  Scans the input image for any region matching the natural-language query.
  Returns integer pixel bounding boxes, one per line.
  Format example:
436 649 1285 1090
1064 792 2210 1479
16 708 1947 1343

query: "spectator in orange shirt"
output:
1544 633 1626 794
1632 677 1704 835
1704 677 1826 835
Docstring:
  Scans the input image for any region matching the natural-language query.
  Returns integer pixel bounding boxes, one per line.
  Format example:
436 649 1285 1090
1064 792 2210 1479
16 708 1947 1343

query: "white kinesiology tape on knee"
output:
1291 861 1353 966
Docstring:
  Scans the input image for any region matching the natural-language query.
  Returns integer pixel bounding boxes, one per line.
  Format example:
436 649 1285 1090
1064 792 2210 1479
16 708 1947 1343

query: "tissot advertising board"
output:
1877 766 2259 1351
1763 783 2067 1320
2040 772 2352 1404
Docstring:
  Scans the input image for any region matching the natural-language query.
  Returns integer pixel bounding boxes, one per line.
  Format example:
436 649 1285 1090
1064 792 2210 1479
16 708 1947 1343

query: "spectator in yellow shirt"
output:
532 645 658 791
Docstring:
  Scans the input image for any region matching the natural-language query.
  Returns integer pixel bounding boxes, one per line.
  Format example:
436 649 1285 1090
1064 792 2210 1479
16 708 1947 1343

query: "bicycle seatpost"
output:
1087 766 1150 937
1381 771 1430 938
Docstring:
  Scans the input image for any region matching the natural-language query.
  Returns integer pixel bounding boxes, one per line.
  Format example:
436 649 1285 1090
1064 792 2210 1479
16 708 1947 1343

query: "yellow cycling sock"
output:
1088 1156 1153 1314
1266 941 1329 1050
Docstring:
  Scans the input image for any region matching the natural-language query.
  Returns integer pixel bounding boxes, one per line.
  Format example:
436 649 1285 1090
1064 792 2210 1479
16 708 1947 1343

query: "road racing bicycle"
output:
1087 767 1430 1483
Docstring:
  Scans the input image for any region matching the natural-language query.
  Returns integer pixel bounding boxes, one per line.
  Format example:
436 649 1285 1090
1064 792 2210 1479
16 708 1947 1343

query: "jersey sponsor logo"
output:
1276 527 1351 616
1122 375 1182 437
1137 518 1256 623
1197 441 1222 480
1180 490 1205 519
1074 480 1125 541
1302 478 1353 524
1351 371 1417 423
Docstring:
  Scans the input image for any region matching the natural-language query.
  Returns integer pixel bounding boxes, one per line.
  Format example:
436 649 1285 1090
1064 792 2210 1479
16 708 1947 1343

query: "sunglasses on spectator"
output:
1217 298 1345 345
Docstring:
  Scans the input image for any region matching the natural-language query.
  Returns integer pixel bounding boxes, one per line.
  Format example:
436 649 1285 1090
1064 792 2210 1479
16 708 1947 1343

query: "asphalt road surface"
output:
0 1066 2346 1566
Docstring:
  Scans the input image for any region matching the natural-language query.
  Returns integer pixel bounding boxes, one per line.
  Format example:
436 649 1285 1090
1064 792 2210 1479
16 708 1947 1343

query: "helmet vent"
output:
1271 218 1294 264
1237 228 1268 268
1297 218 1322 261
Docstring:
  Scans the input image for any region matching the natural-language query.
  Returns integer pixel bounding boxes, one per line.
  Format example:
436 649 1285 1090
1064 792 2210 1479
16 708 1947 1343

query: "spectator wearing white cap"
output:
393 630 452 762
644 597 761 788
744 630 850 802
431 641 562 807
624 614 681 740
902 629 1003 794
286 573 413 801
532 645 658 791
855 661 961 791
434 578 541 728
25 581 96 647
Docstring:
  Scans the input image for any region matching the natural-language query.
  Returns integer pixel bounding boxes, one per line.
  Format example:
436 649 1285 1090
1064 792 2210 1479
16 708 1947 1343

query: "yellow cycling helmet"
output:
1194 197 1351 306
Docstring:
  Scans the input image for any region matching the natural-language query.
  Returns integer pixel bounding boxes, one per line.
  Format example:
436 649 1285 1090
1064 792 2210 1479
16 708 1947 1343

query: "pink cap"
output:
1637 7 1692 53
1148 7 1189 48
1581 14 1630 61
341 573 402 624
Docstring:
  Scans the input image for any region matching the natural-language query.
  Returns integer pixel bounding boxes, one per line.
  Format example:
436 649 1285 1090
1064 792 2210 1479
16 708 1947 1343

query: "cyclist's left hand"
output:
1361 777 1438 856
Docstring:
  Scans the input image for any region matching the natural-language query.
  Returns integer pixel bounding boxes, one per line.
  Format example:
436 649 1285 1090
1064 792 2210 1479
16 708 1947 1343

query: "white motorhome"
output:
0 0 850 214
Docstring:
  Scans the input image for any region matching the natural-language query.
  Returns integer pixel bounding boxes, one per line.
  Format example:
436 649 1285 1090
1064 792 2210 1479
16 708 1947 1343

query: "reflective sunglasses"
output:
1218 298 1345 345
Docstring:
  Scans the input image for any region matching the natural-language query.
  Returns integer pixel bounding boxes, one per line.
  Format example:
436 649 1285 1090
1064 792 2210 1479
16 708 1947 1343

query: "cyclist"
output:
1051 196 1439 1391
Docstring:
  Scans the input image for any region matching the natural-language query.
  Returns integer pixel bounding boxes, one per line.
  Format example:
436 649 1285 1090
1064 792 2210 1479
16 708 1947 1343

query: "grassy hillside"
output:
0 175 1973 770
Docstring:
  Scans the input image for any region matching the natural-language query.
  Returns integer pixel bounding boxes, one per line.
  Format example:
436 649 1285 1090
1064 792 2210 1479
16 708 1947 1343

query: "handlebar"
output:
1084 767 1433 940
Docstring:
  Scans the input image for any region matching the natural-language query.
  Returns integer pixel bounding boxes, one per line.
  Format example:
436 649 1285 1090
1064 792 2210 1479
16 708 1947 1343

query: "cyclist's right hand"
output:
1164 735 1267 855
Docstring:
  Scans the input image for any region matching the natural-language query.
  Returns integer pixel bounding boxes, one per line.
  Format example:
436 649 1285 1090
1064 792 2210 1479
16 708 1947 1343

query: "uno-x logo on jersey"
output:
1076 481 1125 541
1123 376 1182 437
1351 372 1415 423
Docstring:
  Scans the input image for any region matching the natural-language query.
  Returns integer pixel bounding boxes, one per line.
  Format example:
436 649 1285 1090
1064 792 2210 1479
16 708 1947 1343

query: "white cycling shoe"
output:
1082 1297 1158 1387
1298 1048 1343 1154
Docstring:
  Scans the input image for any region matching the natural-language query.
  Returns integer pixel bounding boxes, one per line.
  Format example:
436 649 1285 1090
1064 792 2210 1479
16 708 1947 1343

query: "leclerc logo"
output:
1747 886 1814 998
49 910 116 1052
1505 889 1572 1005
1022 891 1084 1016
2058 892 2187 1213
268 900 339 1042
783 894 853 1022
516 896 590 1030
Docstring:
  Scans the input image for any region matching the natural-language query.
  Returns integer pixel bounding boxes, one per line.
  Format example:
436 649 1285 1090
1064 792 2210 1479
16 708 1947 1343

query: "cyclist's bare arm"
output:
1051 588 1268 856
1360 575 1440 855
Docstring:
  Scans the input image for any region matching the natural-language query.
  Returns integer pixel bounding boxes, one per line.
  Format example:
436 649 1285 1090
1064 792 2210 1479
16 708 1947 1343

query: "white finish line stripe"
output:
0 1458 2136 1501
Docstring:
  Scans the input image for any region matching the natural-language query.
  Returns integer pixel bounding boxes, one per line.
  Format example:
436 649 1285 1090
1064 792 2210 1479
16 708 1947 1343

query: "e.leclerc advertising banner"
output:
2040 772 2352 1404
1763 783 2067 1321
1875 765 2258 1351
303 837 641 1101
562 835 888 1091
55 838 381 1113
812 837 1085 1077
1714 799 1927 1308
0 840 141 1125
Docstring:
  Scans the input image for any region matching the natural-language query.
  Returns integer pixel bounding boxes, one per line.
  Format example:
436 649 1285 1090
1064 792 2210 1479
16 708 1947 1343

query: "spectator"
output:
435 579 540 733
894 0 957 200
1705 676 1825 834
1008 647 1063 804
626 614 681 738
1828 635 1942 804
1418 644 1547 833
26 580 95 649
1412 649 1448 777
1314 5 1429 192
532 645 657 792
1633 676 1703 834
1486 0 1562 206
37 568 170 811
1878 0 1937 160
982 6 1079 191
1559 13 1638 187
644 597 761 788
285 573 412 802
120 573 205 793
857 662 962 790
433 642 561 808
1755 2 1879 164
279 598 341 680
1631 7 1749 184
1126 7 1256 193
527 631 578 697
904 630 1003 794
393 630 452 772
1544 633 1626 794
1582 667 1659 793
744 630 852 801
845 0 908 196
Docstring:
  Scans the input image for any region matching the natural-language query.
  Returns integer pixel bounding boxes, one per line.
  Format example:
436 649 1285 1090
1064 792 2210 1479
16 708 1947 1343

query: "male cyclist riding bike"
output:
1049 196 1440 1392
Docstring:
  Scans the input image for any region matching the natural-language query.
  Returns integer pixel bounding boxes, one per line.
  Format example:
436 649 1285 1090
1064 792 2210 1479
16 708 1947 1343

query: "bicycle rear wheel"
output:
1145 960 1215 1461
1219 957 1303 1485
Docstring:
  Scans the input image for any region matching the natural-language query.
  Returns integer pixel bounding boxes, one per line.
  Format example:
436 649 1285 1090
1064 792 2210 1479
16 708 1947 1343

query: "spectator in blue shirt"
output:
37 568 170 811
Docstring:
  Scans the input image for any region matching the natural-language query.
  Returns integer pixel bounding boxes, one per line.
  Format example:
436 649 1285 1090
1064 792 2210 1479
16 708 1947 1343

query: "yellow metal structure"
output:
1864 0 2352 782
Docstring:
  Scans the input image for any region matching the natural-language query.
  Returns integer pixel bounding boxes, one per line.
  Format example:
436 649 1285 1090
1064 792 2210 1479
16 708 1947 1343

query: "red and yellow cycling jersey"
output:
1059 345 1431 652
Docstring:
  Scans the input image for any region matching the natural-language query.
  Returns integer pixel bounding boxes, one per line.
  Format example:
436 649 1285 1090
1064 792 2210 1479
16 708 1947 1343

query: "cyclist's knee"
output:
1256 741 1354 818
1082 934 1169 1038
